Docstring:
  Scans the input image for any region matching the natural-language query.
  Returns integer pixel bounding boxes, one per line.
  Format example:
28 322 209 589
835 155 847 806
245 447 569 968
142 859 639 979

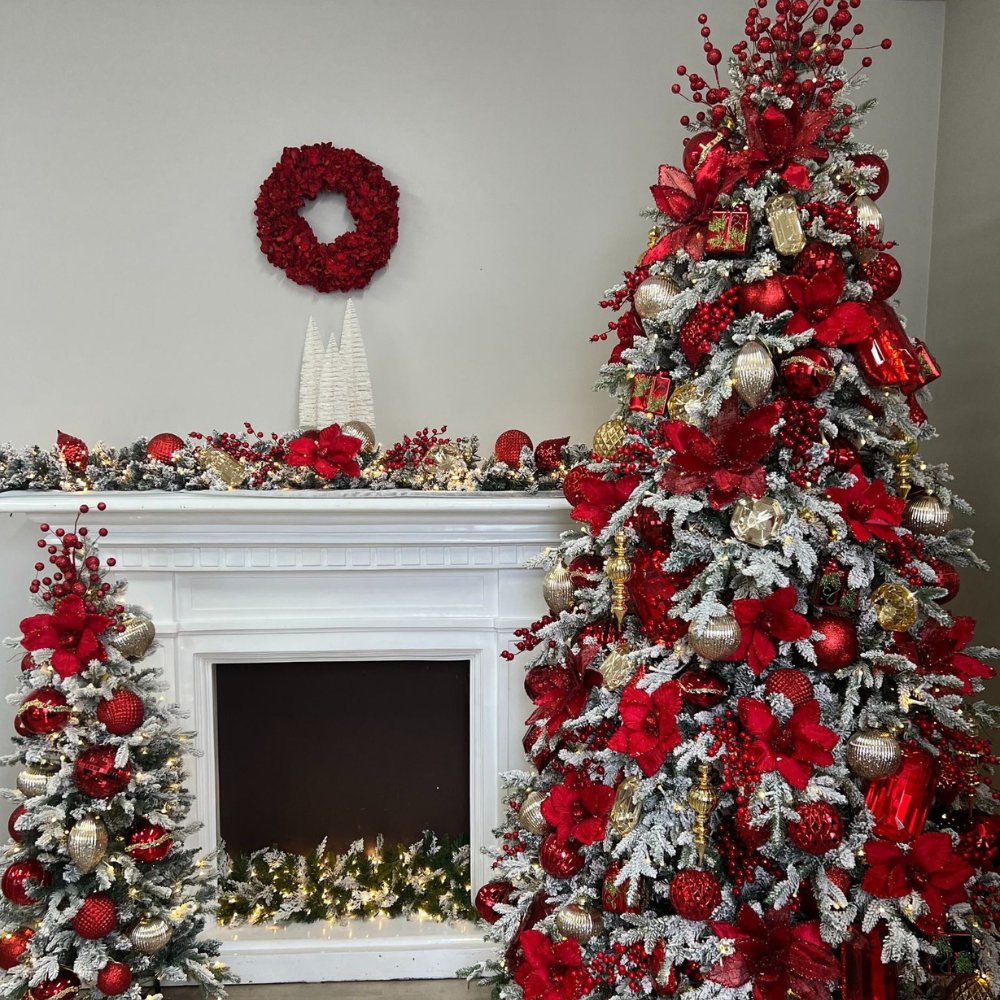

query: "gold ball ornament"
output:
689 613 741 660
871 582 918 632
129 917 172 954
592 418 628 459
904 494 954 536
554 902 603 943
425 442 467 479
518 791 551 836
542 563 576 615
730 496 785 547
198 448 245 488
610 776 643 837
17 766 54 798
845 728 902 779
633 275 680 320
340 420 376 454
732 341 775 407
67 816 109 874
945 976 994 1000
600 646 635 691
667 381 705 427
107 615 156 660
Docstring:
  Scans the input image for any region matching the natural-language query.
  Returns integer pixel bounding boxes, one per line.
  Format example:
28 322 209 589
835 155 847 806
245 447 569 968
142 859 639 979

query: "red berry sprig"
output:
679 288 740 368
778 399 825 488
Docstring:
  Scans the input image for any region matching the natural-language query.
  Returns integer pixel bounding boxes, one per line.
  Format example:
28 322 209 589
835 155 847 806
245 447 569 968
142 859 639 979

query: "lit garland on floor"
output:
216 833 475 926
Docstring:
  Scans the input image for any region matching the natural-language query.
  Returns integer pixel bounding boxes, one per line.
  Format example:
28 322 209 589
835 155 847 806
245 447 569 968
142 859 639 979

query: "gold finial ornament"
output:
688 763 718 865
894 435 919 500
593 418 629 459
605 531 632 626
610 776 643 837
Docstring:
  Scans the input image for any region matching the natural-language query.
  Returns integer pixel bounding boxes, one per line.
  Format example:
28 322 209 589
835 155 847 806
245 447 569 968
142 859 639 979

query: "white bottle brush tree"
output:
0 503 228 1000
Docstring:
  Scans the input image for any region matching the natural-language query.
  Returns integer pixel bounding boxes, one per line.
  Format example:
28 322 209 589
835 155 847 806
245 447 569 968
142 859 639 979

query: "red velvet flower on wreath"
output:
660 398 781 509
894 617 994 696
568 473 641 535
730 586 812 675
783 266 875 347
541 771 615 846
608 677 683 777
709 904 839 1000
20 595 113 679
286 424 363 480
514 929 590 1000
255 144 399 294
825 466 904 543
861 831 973 935
738 697 838 790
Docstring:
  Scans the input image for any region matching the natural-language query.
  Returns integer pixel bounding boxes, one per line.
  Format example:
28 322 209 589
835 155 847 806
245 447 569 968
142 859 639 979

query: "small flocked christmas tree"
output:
0 504 228 999
471 4 1000 1000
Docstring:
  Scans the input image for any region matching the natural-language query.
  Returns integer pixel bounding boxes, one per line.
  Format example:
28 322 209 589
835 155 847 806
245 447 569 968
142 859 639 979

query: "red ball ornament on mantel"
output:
781 347 835 399
71 892 118 940
126 821 173 863
474 880 513 924
787 802 845 855
146 433 186 465
538 834 585 879
96 962 132 997
858 253 902 301
812 615 859 672
793 242 846 284
27 971 79 1000
2 859 49 906
494 430 533 466
668 869 722 921
17 686 71 736
96 689 145 736
764 668 813 708
0 927 33 970
533 436 569 473
73 746 133 799
7 806 27 844
738 276 792 319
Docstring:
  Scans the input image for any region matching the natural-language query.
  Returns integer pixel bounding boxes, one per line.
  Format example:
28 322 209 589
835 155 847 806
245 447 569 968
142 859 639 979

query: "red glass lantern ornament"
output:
812 615 859 671
7 806 27 844
669 869 722 920
840 927 897 1000
96 689 145 736
73 746 133 799
17 687 71 736
865 743 936 843
126 821 173 863
781 347 835 399
787 802 844 855
146 433 185 464
602 860 647 914
679 667 727 709
2 859 49 905
539 834 584 879
854 303 921 391
475 880 513 924
738 276 791 319
0 927 33 970
96 963 132 997
71 892 118 939
494 430 532 466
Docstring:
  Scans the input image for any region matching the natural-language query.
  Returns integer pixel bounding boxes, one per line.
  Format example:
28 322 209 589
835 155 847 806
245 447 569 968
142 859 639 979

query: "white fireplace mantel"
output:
0 490 571 982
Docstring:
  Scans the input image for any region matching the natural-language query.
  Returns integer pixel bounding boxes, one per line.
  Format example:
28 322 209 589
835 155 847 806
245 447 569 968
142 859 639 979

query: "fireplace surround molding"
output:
0 491 571 982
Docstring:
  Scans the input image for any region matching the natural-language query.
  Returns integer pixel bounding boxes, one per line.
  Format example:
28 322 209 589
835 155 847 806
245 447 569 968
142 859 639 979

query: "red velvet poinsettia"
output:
608 677 683 777
730 586 812 675
709 904 838 1000
514 930 590 1000
738 697 838 790
286 424 363 480
738 97 836 189
541 771 615 846
783 266 875 347
861 831 974 934
825 466 904 543
627 549 697 646
894 616 993 694
660 398 781 509
20 595 113 679
526 649 603 739
569 473 641 535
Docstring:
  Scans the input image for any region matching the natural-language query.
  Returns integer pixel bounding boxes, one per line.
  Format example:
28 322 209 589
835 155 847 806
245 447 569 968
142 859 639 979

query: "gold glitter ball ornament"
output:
554 902 603 943
903 494 953 536
871 582 918 632
198 448 245 488
945 976 994 1000
610 776 643 837
667 382 705 427
845 728 902 779
732 341 775 407
730 496 785 547
341 420 376 454
593 418 628 459
129 917 172 954
17 765 54 798
518 791 550 836
542 564 576 615
600 647 635 691
107 615 155 660
689 613 741 660
67 816 109 874
633 275 680 320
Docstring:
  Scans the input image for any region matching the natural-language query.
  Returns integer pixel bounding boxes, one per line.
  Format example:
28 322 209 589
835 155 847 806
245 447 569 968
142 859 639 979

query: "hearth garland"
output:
0 505 228 998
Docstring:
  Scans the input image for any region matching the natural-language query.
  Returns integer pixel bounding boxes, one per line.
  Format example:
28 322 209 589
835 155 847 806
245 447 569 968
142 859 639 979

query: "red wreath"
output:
255 144 399 293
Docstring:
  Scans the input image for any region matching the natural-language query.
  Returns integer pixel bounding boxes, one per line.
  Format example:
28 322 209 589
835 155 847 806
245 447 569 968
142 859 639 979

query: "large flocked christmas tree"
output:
0 505 228 999
471 3 1000 1000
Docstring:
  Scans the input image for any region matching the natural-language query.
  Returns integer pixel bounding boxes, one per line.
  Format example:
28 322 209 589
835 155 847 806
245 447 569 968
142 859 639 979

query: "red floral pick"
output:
738 97 836 189
526 649 602 739
514 929 590 1000
20 595 113 679
730 586 812 675
895 617 994 695
709 904 838 1000
737 697 838 789
286 424 363 480
608 677 683 777
825 466 904 543
541 771 615 846
783 266 876 347
660 398 781 510
569 474 641 535
861 831 973 935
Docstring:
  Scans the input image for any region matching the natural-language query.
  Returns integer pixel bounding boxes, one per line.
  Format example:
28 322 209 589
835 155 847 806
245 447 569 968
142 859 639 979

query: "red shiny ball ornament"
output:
782 347 835 399
828 438 860 471
849 153 890 200
738 275 792 318
734 806 772 848
474 880 513 924
96 689 145 736
533 436 569 473
683 131 720 173
126 821 173 863
568 555 603 589
71 893 117 939
857 252 901 301
2 859 49 905
787 802 844 854
17 687 71 736
668 869 722 920
20 653 35 673
793 242 845 284
524 663 572 703
538 834 584 879
8 806 27 844
73 746 133 799
764 668 813 707
96 963 132 996
494 430 533 466
0 928 33 970
562 465 591 508
927 558 960 604
679 667 728 709
812 615 859 671
27 972 79 1000
146 433 185 465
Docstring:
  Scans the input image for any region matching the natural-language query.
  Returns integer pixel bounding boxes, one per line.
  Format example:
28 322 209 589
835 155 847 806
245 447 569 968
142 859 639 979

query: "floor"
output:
165 983 473 999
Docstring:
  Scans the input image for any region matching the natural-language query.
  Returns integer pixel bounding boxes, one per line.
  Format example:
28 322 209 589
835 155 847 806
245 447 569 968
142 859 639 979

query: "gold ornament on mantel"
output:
732 341 775 407
871 582 918 633
893 435 919 501
600 646 635 691
845 728 902 779
610 776 643 837
542 563 575 615
107 614 156 660
198 448 245 488
67 816 109 874
517 791 550 836
605 531 631 626
129 916 172 954
688 612 741 660
592 418 628 459
555 902 603 943
688 763 718 865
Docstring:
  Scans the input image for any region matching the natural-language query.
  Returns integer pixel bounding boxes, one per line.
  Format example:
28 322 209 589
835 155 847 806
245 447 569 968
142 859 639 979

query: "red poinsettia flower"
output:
738 97 836 189
626 548 697 646
861 831 973 934
783 266 876 347
608 677 683 777
541 771 615 846
20 595 113 679
286 424 362 480
894 617 994 695
660 398 781 510
826 466 904 543
569 473 642 535
738 697 838 790
730 586 812 675
709 904 838 1000
526 649 603 739
514 929 590 1000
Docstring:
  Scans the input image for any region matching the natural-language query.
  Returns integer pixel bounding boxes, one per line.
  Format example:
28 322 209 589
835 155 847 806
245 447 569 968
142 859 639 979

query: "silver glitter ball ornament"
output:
17 765 54 798
845 728 902 779
108 615 155 661
67 816 108 874
730 496 785 547
689 613 741 660
634 275 680 320
542 564 575 615
555 902 603 942
129 917 172 954
518 791 551 836
903 494 953 536
732 341 775 407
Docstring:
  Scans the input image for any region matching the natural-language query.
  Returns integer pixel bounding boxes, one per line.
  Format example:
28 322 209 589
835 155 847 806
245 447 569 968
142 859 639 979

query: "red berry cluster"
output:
679 289 740 369
881 531 927 588
705 711 761 801
500 614 558 662
31 504 118 607
611 438 659 478
913 715 998 804
589 941 652 994
970 878 1000 932
670 14 733 129
376 426 453 475
778 399 825 487
802 200 857 240
188 423 288 488
715 820 781 893
567 718 618 754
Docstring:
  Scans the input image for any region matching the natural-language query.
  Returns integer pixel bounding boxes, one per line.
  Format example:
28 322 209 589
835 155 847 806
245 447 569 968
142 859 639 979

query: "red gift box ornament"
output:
864 743 936 843
629 372 672 416
705 205 751 256
840 927 897 1000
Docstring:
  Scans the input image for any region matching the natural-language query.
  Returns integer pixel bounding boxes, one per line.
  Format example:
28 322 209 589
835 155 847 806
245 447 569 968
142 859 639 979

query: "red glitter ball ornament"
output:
96 963 132 997
73 746 133 799
927 559 960 604
474 880 513 924
669 869 722 921
533 436 569 473
562 465 591 508
781 347 835 399
538 834 584 879
764 668 814 707
146 433 185 465
0 927 33 970
7 806 27 844
71 893 117 939
568 555 603 590
17 687 70 736
739 275 792 319
734 806 772 848
56 431 89 472
494 430 533 466
679 667 727 709
787 802 844 854
2 859 49 905
858 253 901 301
524 663 573 703
683 130 722 173
793 242 846 284
812 615 859 671
96 689 145 736
126 821 173 863
27 971 78 1000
